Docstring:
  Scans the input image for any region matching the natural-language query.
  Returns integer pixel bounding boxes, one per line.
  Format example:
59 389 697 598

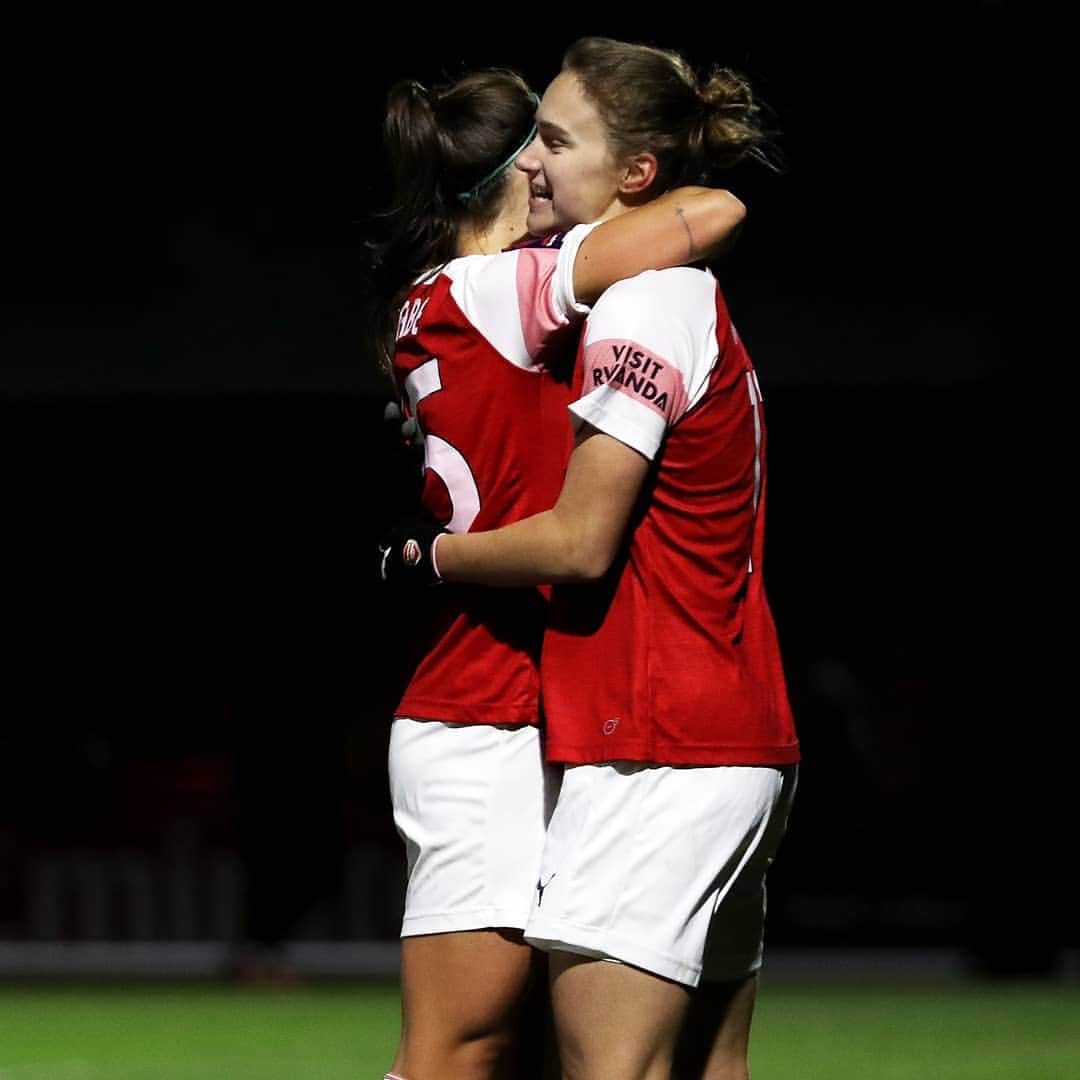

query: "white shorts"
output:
524 761 797 987
389 717 561 936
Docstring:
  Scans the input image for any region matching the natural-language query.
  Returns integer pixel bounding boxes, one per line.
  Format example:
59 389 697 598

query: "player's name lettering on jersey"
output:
592 343 668 409
396 297 430 341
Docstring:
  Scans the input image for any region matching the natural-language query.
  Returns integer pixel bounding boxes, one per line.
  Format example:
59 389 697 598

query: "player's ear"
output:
618 152 658 196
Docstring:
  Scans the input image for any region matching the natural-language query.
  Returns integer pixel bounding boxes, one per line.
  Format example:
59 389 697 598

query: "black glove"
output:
378 514 449 588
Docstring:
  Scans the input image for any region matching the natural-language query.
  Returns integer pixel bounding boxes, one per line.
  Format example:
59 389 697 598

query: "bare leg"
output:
548 951 692 1080
672 975 757 1080
390 928 548 1080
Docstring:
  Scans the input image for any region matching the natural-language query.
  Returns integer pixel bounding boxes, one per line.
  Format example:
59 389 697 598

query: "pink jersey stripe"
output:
515 248 567 361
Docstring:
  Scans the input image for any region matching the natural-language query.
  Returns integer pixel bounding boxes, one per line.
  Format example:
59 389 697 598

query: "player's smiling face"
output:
516 72 626 236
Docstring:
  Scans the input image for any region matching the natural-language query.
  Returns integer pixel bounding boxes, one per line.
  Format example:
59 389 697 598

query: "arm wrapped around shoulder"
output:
377 514 448 588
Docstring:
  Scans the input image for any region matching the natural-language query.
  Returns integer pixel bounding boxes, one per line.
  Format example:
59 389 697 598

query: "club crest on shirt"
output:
403 539 423 567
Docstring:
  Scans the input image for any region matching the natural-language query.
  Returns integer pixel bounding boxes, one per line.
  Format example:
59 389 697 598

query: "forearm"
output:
434 429 646 586
435 508 602 586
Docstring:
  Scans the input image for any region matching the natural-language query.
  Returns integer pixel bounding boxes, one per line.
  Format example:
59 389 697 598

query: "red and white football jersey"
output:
391 226 594 726
541 267 800 765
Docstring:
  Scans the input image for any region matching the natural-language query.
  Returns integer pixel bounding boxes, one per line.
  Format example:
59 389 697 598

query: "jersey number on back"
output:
403 357 481 532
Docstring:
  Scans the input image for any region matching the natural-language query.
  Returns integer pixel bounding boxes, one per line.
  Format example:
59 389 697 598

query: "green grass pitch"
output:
0 978 1077 1078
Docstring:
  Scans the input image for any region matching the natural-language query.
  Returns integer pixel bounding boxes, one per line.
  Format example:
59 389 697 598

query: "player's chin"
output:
526 202 557 237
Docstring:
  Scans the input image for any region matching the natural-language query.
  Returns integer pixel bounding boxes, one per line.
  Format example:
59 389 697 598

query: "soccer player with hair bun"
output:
381 36 799 1080
369 55 750 1080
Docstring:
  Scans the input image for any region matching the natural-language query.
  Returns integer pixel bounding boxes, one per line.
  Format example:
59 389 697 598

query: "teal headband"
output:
456 93 541 204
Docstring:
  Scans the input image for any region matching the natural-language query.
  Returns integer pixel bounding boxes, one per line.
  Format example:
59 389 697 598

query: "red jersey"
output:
541 267 800 765
391 227 593 725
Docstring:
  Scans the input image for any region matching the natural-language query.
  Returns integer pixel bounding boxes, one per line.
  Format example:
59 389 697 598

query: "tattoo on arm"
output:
676 207 698 260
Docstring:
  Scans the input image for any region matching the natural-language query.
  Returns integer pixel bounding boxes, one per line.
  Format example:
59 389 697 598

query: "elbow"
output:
562 561 607 584
691 189 747 258
561 536 618 583
713 189 747 229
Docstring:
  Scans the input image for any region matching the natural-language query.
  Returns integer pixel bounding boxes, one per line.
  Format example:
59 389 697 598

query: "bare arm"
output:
571 187 745 306
434 425 651 586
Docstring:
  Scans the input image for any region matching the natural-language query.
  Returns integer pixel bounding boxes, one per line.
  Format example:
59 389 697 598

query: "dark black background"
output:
4 3 1040 393
2 4 1068 968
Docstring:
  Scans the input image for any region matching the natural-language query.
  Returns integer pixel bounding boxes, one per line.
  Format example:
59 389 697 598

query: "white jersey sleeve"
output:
442 222 597 370
569 267 720 460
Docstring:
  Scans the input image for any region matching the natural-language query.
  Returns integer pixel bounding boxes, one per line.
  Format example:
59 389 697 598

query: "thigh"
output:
396 929 550 1080
672 974 758 1080
390 718 559 935
400 929 541 1033
548 951 691 1080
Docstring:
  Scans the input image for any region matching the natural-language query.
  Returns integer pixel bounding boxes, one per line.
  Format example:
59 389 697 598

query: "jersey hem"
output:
544 741 801 766
394 701 540 727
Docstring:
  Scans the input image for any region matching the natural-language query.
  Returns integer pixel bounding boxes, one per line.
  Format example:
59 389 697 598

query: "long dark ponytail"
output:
363 69 537 380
